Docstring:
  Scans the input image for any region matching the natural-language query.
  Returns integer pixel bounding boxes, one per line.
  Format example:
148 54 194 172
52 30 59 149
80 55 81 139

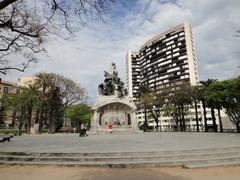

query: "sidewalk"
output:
0 132 240 153
1 165 240 180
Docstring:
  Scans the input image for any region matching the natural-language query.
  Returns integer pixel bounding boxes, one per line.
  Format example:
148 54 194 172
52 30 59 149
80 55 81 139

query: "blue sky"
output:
4 0 240 103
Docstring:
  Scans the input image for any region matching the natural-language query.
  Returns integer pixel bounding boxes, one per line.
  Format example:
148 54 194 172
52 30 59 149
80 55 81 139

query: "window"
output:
3 86 9 93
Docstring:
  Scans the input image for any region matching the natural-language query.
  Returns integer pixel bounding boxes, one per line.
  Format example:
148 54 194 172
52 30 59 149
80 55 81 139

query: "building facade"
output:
126 22 233 131
126 22 198 100
0 77 37 128
17 76 37 88
0 79 16 127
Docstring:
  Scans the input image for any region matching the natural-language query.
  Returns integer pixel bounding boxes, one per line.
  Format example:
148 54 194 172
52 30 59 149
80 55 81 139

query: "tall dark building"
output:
126 22 198 101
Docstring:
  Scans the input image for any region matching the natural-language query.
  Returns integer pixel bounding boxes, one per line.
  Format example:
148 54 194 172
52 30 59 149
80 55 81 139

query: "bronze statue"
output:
98 63 128 97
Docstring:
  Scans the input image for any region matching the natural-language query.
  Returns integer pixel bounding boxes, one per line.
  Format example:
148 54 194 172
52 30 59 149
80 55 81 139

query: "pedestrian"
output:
116 119 121 126
79 123 88 137
108 122 113 134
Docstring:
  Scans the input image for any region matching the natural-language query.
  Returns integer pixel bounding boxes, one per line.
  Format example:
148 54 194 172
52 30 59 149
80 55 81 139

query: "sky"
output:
3 0 240 103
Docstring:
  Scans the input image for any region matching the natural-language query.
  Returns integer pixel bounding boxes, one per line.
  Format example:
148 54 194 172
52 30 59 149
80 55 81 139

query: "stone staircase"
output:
1 146 240 168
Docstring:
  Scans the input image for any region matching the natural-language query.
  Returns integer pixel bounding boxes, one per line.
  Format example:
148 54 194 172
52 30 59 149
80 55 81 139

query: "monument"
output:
91 63 138 134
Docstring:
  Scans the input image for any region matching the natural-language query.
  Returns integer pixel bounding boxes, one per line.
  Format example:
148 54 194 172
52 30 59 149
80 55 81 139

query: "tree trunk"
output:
236 123 240 133
194 101 199 132
175 119 178 132
39 85 46 133
217 108 223 133
0 0 17 11
211 108 217 132
155 119 159 132
12 110 17 128
182 117 186 132
49 113 56 134
18 106 25 134
38 104 45 133
143 105 148 132
202 101 208 132
35 109 39 123
27 105 33 134
181 105 186 132
179 119 183 132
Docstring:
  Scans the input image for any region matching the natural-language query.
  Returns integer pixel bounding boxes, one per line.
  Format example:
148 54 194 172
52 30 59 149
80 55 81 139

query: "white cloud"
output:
3 0 240 102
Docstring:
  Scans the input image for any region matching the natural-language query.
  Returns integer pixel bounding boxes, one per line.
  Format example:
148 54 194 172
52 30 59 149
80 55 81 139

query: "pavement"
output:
1 132 240 179
1 165 240 180
0 132 240 153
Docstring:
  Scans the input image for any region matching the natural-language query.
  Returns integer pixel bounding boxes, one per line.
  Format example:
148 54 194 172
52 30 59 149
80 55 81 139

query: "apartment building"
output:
126 22 233 131
127 22 198 100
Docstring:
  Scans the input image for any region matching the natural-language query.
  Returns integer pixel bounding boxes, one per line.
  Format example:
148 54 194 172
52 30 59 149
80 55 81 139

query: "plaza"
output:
0 132 240 153
0 132 240 169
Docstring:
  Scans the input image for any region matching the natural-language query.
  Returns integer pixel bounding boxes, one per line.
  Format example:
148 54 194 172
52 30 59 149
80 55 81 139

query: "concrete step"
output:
0 156 240 168
0 160 181 168
1 147 240 168
184 161 240 169
1 151 240 162
1 146 240 157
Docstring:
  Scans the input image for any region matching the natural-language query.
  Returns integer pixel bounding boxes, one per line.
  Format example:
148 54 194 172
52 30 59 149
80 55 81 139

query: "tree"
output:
1 84 40 133
148 91 166 132
190 85 202 132
65 104 91 132
35 72 87 133
203 81 224 132
216 77 240 133
136 84 151 132
200 79 217 132
34 73 50 133
164 82 192 132
0 0 114 74
203 77 240 133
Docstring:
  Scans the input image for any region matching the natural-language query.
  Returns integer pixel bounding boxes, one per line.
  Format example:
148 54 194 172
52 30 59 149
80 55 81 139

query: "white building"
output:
126 22 234 131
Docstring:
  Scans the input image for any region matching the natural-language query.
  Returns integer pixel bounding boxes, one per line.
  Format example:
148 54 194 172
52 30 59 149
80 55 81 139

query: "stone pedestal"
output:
30 123 39 134
91 95 139 134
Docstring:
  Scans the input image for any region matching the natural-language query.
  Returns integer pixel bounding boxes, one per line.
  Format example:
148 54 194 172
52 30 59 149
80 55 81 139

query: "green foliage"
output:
0 72 88 134
190 85 203 132
0 128 26 135
65 104 91 128
163 82 192 131
136 84 151 131
0 85 41 133
34 72 87 133
203 76 240 132
200 79 218 132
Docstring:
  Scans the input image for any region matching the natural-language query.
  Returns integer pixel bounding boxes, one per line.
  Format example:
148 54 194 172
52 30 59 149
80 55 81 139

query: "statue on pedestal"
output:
91 62 138 134
98 62 128 98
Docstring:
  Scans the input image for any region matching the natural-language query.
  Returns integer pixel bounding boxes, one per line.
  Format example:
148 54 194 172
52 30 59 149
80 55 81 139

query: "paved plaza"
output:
1 132 240 180
0 132 240 153
1 164 240 180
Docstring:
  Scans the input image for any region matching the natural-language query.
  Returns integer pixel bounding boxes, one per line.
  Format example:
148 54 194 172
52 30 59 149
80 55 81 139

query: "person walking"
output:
108 122 113 134
79 123 88 137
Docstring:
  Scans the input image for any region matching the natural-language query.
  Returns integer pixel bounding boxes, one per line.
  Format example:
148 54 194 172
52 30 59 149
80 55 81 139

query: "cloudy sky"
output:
4 0 240 103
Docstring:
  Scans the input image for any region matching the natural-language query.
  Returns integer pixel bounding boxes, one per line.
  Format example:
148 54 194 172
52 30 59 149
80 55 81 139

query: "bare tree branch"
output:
0 58 35 75
0 0 114 74
0 0 17 11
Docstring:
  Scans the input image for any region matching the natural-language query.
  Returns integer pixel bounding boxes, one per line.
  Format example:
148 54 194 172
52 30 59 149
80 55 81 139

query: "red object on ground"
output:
108 123 112 129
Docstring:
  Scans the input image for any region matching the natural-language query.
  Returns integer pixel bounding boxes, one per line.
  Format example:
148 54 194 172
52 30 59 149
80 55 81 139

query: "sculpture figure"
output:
98 63 128 97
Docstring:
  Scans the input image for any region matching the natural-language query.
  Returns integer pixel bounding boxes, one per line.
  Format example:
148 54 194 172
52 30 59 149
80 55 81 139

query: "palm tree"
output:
191 85 202 132
149 91 165 132
136 84 151 132
203 80 224 133
200 79 217 132
35 73 51 133
165 82 192 132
